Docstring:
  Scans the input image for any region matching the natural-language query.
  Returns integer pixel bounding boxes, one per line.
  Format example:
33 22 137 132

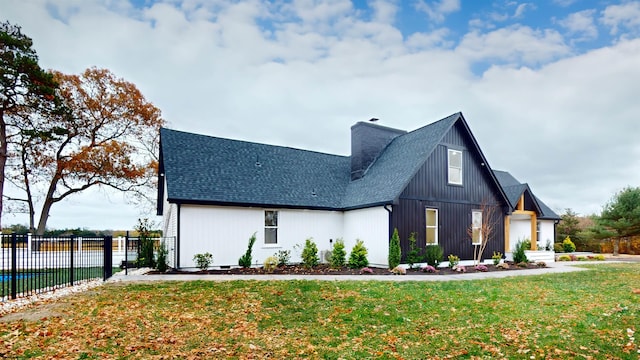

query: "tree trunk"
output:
35 175 60 235
612 238 619 256
0 109 7 231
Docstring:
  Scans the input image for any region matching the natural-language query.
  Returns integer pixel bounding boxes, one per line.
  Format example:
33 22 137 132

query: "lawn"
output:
1 263 639 359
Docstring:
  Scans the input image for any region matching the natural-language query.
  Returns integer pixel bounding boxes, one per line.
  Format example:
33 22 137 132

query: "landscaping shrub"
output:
562 236 576 253
425 244 443 267
421 265 437 273
492 251 502 265
135 218 156 268
513 240 528 264
330 238 347 268
388 228 401 269
193 253 213 270
263 256 278 273
447 254 460 268
275 250 290 266
554 243 564 253
301 238 319 268
156 241 169 272
594 254 605 261
474 264 488 272
238 233 256 268
406 232 424 269
348 239 369 268
516 262 528 268
558 255 571 261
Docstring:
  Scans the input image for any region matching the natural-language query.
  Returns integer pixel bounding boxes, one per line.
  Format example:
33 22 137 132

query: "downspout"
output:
384 204 393 240
176 203 181 269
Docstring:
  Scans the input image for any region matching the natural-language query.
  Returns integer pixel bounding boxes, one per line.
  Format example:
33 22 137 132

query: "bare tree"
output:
467 200 499 265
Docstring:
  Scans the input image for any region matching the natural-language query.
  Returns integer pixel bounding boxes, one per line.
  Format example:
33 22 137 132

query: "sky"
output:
1 0 639 231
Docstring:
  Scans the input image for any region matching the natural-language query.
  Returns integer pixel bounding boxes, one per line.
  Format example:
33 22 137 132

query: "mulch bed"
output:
149 262 546 276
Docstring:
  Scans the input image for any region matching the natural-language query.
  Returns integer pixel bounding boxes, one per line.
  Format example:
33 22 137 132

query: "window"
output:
471 210 482 245
264 210 278 244
425 208 438 244
448 149 462 185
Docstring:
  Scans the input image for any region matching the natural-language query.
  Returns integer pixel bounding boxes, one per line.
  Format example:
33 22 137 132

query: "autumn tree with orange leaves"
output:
9 68 165 234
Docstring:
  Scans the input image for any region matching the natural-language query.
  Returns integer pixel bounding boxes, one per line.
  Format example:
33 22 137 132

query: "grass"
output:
1 263 639 359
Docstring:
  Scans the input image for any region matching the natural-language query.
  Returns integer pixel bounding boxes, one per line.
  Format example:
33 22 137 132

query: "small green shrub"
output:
263 256 278 273
492 251 503 265
238 232 257 268
554 243 564 253
558 255 571 261
274 250 290 266
594 254 605 261
577 256 588 261
447 254 460 268
425 244 443 267
406 232 424 269
348 239 369 269
562 236 576 253
301 238 319 268
193 252 213 270
156 241 169 272
330 238 347 268
388 228 401 269
513 240 528 264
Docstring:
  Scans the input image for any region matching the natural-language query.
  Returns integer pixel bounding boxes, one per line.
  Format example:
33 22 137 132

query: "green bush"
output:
492 251 503 265
275 250 290 266
263 256 278 273
348 239 369 269
558 255 571 261
425 244 443 267
156 241 169 272
406 232 424 269
238 232 256 268
594 254 605 261
301 238 319 268
562 236 576 253
513 240 528 264
330 238 347 268
554 243 564 253
388 228 401 269
447 254 460 268
193 252 213 270
135 218 156 268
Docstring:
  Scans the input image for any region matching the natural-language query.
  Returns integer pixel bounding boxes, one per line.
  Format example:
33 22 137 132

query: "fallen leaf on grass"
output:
632 289 640 294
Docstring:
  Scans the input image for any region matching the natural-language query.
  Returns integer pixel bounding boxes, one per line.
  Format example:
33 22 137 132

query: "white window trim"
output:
472 210 482 245
264 210 278 245
448 149 463 185
425 208 438 245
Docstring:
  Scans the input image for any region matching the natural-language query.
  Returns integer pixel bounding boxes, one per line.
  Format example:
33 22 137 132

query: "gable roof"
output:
158 112 510 212
493 170 560 220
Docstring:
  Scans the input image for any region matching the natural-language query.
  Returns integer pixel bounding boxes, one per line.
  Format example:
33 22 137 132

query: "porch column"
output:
504 215 511 252
530 213 537 250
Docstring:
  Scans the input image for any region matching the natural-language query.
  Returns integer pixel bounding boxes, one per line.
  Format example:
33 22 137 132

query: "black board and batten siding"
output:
391 121 507 261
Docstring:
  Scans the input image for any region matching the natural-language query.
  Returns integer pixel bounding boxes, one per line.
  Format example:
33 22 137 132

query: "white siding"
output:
343 207 389 267
178 205 343 269
538 220 555 249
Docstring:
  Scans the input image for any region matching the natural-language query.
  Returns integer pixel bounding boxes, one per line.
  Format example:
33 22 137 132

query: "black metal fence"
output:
1 234 113 300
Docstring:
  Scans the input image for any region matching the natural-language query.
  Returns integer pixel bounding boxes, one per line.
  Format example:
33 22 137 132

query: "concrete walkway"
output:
108 261 625 283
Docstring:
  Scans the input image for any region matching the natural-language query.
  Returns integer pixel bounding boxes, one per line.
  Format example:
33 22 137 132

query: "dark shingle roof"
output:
160 114 462 210
160 129 350 209
493 170 560 220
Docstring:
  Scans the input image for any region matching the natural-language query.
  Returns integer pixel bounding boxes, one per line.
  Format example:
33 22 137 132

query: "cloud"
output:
600 1 640 37
553 0 578 7
513 3 535 18
456 25 571 66
414 0 460 23
558 9 598 41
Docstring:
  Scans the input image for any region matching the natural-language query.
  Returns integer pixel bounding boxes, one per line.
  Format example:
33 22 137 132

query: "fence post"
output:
69 235 75 286
27 233 32 253
11 233 17 300
103 236 113 281
125 231 129 275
